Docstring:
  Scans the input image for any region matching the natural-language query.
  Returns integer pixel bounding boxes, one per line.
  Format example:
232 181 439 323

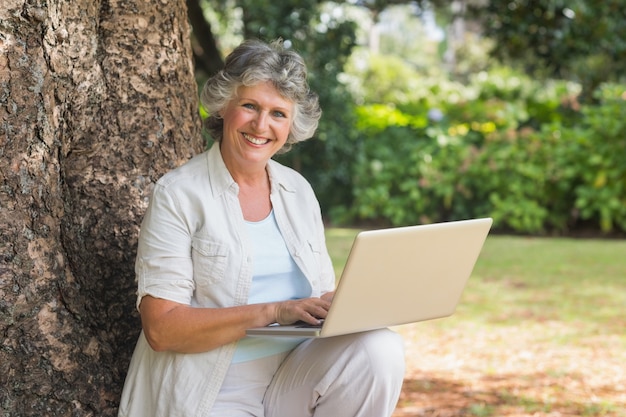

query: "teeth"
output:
243 133 269 145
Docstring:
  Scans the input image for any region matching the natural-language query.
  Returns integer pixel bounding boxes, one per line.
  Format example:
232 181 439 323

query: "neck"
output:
236 170 272 222
220 143 270 186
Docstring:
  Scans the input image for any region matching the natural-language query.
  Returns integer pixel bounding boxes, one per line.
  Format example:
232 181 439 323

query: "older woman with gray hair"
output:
118 39 405 417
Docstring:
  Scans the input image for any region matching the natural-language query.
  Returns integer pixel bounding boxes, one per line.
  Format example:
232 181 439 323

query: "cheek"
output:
277 127 291 144
279 121 293 140
223 110 247 131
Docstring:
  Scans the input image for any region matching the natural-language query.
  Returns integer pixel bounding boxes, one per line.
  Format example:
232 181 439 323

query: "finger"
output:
304 301 330 322
300 311 324 326
321 291 335 303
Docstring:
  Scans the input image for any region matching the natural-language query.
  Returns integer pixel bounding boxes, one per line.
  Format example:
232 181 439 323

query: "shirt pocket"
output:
191 237 229 286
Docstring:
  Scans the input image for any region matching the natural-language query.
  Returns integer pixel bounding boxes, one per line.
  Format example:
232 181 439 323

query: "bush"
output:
556 84 626 232
339 72 626 235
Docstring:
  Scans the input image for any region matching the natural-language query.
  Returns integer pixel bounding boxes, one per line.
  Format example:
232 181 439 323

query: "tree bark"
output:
0 0 203 415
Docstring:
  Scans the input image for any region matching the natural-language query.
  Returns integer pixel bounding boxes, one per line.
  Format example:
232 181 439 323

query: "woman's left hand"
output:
273 296 331 326
321 291 335 303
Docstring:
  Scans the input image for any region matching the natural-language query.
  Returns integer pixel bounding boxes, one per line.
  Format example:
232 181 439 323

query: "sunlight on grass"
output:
468 403 496 417
326 230 626 340
325 231 626 335
466 236 626 339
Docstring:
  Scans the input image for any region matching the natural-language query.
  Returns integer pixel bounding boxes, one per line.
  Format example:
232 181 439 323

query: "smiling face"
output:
219 82 294 176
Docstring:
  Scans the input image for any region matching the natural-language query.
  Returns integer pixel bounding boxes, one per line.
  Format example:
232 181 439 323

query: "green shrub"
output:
556 84 626 232
341 72 626 235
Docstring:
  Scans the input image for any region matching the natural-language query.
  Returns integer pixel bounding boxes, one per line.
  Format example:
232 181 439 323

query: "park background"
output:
192 0 626 238
1 0 625 416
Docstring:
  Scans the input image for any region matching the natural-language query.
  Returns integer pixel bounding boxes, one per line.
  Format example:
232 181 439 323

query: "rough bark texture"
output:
0 0 203 415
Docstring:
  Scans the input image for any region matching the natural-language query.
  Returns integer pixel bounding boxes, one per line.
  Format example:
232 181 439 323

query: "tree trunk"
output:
187 0 224 77
0 0 203 415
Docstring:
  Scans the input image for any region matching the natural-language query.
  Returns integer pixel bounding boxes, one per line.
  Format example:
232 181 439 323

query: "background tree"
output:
0 0 202 415
187 0 224 76
466 0 626 102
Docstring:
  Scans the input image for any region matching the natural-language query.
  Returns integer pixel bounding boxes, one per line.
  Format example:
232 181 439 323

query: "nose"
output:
252 111 269 131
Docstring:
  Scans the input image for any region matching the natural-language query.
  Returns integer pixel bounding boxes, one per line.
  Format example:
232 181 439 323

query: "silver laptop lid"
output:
319 217 493 337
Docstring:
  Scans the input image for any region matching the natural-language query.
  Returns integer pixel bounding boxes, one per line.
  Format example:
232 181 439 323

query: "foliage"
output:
339 57 626 235
195 0 626 235
348 53 427 104
554 84 626 232
467 0 626 102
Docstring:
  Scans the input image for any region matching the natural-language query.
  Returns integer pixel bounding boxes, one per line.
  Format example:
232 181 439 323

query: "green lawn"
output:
461 235 626 336
325 230 626 336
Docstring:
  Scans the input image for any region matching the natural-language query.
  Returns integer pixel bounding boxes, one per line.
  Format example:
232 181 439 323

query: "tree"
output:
0 0 203 415
467 0 626 101
186 0 224 77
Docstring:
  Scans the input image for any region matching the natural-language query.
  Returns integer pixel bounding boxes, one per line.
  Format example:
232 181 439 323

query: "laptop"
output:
246 217 493 338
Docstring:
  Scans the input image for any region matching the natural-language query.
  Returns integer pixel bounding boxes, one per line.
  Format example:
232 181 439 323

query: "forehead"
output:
235 82 294 108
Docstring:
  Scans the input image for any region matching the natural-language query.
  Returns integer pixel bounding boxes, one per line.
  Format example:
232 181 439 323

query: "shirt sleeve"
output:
135 183 195 311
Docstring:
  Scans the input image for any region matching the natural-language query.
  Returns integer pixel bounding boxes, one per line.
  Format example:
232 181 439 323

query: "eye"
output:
272 110 287 118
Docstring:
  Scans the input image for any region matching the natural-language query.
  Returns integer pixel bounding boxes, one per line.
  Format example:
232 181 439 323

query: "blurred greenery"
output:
343 73 626 234
468 0 626 103
193 0 626 235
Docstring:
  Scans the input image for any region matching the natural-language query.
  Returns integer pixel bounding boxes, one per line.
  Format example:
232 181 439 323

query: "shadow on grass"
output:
393 372 624 417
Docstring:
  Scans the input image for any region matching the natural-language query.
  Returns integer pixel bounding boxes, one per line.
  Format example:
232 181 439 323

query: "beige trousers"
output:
209 328 406 417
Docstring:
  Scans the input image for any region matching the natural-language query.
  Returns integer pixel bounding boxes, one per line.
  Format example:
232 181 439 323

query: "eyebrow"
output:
237 97 293 115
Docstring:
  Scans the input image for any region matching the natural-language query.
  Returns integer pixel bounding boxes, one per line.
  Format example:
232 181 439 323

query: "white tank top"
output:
232 210 311 363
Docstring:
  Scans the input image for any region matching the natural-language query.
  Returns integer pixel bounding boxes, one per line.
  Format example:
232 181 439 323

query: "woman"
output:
118 39 405 417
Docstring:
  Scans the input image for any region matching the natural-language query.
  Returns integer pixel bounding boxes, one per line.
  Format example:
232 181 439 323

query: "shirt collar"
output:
206 142 298 197
206 142 237 197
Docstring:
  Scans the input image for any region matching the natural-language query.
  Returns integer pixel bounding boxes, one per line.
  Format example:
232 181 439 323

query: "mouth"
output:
242 132 270 146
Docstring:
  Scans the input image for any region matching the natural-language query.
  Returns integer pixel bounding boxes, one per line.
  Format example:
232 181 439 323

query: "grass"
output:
465 236 626 338
325 229 626 416
326 230 626 338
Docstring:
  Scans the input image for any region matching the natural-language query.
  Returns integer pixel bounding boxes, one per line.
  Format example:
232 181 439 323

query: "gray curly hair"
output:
200 39 322 153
